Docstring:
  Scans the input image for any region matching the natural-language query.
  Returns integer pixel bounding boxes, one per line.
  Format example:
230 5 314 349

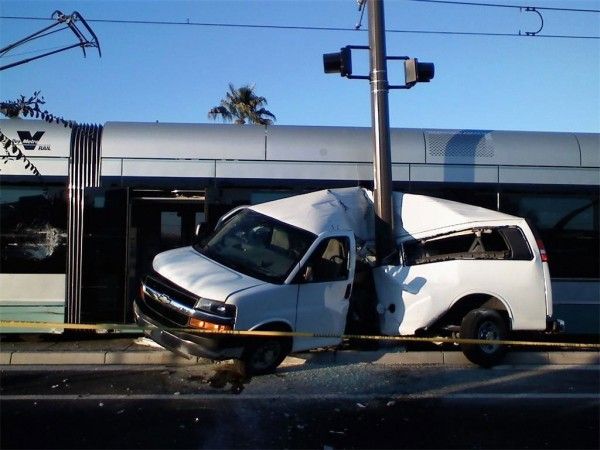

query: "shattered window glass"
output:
0 185 68 273
402 228 513 266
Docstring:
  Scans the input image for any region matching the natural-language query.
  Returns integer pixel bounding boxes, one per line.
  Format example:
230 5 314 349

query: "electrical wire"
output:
405 0 600 13
387 28 599 39
2 16 356 31
0 26 69 56
0 15 597 40
0 45 68 60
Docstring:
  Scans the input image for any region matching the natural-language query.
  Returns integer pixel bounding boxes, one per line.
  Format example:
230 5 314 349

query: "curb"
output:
1 348 598 367
293 349 600 366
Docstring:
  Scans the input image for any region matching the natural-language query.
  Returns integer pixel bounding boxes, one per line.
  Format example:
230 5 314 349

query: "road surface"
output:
1 361 598 449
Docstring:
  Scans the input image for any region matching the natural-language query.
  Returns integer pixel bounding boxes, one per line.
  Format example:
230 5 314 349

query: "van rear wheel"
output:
240 338 289 376
460 308 508 368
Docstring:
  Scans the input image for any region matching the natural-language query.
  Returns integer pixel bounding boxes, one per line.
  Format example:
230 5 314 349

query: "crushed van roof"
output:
249 187 521 241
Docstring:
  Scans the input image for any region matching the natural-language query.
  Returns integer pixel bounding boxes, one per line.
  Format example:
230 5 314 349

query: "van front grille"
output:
144 273 198 308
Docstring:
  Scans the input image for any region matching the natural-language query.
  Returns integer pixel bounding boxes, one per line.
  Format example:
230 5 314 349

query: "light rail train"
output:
0 119 598 334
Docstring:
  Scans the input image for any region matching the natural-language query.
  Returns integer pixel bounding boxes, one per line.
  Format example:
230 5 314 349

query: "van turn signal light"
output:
189 318 232 331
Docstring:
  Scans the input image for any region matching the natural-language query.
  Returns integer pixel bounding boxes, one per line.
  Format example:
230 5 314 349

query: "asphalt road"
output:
1 362 599 449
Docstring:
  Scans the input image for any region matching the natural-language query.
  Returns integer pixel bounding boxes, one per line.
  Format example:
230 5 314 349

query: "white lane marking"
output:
415 364 597 398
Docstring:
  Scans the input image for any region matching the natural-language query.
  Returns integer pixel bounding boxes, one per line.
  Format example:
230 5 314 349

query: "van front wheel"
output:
240 338 289 376
460 308 508 368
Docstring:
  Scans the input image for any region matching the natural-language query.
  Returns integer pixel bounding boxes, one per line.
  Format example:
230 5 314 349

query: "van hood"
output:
152 246 265 302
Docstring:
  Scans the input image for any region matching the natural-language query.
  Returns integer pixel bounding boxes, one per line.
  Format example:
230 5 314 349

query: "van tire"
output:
240 338 289 376
460 308 508 368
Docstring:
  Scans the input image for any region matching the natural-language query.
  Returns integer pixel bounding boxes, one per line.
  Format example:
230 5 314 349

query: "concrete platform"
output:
1 336 598 367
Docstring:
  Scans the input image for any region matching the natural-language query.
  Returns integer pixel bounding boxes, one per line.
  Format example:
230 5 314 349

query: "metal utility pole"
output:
367 0 395 265
323 0 434 265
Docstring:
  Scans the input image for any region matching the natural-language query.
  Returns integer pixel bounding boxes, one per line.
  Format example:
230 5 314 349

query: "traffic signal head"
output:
323 46 352 77
404 58 435 85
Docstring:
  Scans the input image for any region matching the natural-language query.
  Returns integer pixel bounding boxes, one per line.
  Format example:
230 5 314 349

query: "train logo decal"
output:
16 131 47 151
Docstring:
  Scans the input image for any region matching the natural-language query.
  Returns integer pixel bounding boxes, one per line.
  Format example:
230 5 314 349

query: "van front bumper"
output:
133 300 244 361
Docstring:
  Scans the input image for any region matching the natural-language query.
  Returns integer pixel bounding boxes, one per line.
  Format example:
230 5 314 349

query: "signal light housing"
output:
323 46 434 88
323 46 353 77
404 58 435 86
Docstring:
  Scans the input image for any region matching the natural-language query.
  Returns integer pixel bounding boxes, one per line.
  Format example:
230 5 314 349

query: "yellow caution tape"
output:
1 320 599 349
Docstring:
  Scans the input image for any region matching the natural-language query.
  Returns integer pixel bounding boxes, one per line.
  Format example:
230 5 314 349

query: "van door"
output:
293 234 355 351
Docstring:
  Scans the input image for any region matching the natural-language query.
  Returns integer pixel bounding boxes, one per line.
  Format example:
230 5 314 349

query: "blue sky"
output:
1 0 598 132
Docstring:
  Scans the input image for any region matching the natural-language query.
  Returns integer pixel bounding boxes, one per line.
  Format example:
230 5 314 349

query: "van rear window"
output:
402 227 532 266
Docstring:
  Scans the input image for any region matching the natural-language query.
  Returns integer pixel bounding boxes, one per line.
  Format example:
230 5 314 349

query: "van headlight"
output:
194 298 236 318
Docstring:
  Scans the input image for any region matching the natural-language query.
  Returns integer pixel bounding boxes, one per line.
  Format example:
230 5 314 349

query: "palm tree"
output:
208 83 276 125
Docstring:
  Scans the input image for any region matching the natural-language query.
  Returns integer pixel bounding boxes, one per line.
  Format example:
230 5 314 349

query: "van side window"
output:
499 227 533 260
303 237 350 282
402 227 531 266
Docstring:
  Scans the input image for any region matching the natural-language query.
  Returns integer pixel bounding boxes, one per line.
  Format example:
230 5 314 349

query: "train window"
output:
501 192 599 278
409 183 498 210
0 185 68 273
161 212 182 248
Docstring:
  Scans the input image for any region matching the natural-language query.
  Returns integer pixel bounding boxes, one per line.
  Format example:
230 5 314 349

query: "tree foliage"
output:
0 91 74 127
0 91 75 176
208 83 276 126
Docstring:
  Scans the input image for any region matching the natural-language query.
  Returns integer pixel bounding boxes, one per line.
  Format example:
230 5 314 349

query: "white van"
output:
134 187 561 374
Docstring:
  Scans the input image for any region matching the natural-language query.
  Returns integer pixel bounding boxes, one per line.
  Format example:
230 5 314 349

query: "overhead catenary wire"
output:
5 25 69 49
0 45 69 60
404 0 600 37
0 15 598 40
405 0 600 14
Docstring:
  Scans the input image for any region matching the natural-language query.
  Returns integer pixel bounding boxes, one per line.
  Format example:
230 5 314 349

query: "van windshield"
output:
194 209 316 284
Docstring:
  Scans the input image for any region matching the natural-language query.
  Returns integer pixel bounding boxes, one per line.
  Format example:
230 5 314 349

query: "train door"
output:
127 190 207 321
80 188 129 323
